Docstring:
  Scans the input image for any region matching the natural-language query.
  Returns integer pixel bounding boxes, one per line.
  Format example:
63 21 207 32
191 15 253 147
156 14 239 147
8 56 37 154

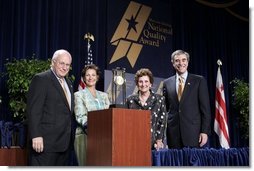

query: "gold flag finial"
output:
84 32 94 43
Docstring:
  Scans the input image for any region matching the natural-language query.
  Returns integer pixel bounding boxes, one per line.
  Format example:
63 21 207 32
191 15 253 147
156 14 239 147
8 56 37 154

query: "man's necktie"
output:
178 77 184 101
59 78 71 109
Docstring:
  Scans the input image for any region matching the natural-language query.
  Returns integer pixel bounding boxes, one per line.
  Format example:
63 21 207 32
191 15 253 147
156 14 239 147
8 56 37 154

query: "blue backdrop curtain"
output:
0 0 108 118
0 0 249 149
170 0 249 148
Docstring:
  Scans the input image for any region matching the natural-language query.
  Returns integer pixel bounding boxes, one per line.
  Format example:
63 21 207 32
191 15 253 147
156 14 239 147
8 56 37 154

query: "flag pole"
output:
217 59 222 78
84 32 95 65
214 59 230 149
78 33 95 90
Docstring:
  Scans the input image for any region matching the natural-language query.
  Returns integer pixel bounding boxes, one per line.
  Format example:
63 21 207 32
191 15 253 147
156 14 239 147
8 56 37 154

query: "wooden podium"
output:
86 108 151 166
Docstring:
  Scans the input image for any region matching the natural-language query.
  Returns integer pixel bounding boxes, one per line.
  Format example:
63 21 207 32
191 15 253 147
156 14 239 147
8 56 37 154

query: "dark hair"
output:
134 68 154 85
81 64 101 80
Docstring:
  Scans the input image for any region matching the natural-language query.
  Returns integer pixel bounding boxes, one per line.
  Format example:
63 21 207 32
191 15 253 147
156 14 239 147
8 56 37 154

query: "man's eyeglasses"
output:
54 60 71 68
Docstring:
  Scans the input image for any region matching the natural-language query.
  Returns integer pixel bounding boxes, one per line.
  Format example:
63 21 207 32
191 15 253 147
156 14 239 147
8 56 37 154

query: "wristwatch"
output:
114 75 125 85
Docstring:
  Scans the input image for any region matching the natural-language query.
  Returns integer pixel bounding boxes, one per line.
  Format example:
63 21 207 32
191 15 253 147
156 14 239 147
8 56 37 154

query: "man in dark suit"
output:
27 49 75 165
163 49 211 149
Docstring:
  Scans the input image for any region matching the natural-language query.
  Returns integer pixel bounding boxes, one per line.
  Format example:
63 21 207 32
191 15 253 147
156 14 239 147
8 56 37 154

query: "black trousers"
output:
28 148 70 166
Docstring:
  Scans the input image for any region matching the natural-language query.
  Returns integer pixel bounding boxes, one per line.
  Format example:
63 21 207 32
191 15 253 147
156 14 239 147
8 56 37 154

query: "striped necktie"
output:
178 77 184 101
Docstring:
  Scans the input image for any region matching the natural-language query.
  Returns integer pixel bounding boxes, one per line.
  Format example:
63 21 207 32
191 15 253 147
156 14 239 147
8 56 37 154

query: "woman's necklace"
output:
139 92 150 106
139 96 147 102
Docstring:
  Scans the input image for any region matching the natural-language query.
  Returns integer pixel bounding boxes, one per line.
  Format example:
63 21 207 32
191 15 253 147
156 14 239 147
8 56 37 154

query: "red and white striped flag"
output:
214 65 230 149
78 33 94 90
78 77 86 90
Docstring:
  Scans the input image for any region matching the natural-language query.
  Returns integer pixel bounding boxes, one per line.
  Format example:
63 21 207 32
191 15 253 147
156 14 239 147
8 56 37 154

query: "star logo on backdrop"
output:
109 1 152 67
126 15 138 32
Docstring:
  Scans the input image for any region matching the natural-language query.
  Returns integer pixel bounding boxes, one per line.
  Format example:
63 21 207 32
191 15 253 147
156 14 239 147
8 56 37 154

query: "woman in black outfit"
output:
126 68 167 150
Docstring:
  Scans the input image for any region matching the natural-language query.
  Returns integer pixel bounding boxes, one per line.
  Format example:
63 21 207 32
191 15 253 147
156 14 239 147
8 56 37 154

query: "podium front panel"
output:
87 108 151 166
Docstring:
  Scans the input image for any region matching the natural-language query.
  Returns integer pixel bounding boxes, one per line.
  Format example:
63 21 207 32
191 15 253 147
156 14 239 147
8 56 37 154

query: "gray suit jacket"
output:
163 73 211 148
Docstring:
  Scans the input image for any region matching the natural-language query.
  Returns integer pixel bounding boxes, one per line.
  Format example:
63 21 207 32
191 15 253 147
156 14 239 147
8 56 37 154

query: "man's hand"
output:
199 133 208 147
32 137 44 153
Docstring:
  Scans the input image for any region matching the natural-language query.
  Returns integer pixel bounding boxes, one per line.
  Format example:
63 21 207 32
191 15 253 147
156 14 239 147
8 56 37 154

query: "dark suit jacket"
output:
163 73 211 148
27 69 74 152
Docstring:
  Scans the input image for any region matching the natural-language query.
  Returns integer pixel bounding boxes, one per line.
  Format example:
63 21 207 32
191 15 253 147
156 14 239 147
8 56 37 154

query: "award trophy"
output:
110 67 126 108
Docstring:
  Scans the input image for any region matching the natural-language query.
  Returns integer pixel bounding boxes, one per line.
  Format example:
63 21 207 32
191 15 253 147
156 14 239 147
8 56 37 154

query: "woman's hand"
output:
154 139 164 150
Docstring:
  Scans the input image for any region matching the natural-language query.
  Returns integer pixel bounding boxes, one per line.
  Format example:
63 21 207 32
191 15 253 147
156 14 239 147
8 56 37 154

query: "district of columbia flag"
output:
214 66 230 149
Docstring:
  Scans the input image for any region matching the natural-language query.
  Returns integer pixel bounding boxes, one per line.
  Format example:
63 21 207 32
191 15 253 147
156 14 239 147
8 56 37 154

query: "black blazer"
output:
27 69 74 152
163 73 211 148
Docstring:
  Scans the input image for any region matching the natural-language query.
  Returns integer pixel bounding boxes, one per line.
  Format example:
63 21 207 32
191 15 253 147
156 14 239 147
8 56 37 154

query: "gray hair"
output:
171 50 190 63
51 49 72 67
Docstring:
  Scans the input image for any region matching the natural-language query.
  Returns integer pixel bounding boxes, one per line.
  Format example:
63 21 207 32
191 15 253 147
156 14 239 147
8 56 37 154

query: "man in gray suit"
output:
27 49 75 165
163 50 211 149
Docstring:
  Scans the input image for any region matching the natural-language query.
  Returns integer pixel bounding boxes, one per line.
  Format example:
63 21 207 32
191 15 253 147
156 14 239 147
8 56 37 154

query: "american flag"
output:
214 64 230 149
78 38 93 90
